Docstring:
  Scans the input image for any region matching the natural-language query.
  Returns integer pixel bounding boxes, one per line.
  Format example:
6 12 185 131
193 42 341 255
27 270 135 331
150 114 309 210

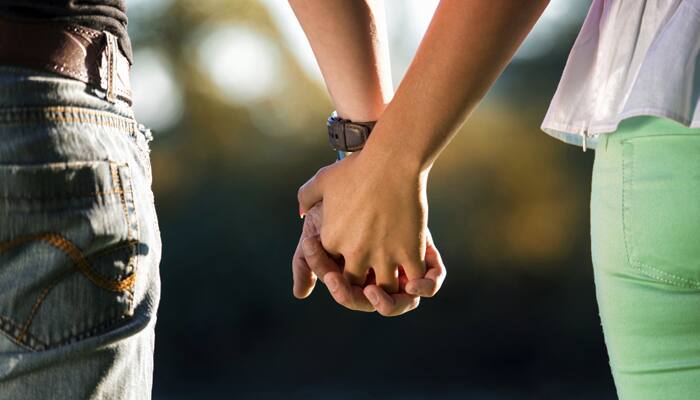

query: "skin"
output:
288 0 392 122
289 0 443 314
292 203 447 316
292 0 550 315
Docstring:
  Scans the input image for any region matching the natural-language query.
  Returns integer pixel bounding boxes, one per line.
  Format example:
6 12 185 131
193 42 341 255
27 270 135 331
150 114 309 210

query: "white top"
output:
541 0 700 150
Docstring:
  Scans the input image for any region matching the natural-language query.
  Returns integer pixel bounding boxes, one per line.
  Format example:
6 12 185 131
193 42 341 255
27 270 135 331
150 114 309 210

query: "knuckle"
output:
424 283 438 297
343 245 366 263
315 166 330 180
319 229 339 254
333 290 348 306
371 252 392 268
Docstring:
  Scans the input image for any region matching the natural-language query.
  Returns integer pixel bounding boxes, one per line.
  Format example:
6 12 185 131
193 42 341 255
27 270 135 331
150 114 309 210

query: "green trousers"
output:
591 117 700 399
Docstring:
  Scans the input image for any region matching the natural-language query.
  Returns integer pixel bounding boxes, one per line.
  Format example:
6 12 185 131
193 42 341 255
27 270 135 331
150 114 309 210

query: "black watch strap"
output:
327 112 376 152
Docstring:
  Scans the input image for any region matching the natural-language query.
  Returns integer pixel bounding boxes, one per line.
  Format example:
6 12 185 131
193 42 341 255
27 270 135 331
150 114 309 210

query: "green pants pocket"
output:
622 135 700 288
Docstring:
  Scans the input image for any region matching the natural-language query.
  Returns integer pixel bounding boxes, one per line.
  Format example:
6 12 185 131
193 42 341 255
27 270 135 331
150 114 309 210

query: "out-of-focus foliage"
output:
127 1 614 399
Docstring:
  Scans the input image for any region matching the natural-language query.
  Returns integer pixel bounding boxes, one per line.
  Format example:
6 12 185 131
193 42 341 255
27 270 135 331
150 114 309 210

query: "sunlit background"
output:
125 1 615 398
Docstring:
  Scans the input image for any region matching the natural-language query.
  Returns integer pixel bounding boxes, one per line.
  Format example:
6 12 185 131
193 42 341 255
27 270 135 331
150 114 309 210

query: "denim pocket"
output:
622 135 700 288
0 161 139 350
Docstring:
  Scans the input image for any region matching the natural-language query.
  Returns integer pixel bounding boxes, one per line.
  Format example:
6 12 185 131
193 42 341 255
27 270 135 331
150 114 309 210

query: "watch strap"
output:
327 113 376 152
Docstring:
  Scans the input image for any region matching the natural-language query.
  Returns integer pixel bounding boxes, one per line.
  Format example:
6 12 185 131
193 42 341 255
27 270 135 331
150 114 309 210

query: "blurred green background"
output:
125 1 615 398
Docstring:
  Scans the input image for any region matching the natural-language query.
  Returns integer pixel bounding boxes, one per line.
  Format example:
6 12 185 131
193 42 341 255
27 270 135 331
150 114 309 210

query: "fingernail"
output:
301 237 317 255
366 291 378 305
326 277 339 293
405 286 417 295
299 206 305 219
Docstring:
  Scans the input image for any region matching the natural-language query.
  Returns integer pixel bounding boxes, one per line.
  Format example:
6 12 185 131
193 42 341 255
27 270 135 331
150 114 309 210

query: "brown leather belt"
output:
0 17 132 105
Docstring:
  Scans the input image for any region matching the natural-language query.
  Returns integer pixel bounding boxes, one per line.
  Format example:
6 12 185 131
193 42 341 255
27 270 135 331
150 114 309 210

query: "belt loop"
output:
104 31 119 103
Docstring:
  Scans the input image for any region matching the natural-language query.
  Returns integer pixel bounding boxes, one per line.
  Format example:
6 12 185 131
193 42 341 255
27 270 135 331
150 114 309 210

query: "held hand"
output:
291 203 447 317
359 227 446 316
297 150 429 293
292 203 374 311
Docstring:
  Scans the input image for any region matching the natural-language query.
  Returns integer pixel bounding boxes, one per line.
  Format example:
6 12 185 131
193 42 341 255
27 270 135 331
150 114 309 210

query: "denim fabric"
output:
0 66 161 400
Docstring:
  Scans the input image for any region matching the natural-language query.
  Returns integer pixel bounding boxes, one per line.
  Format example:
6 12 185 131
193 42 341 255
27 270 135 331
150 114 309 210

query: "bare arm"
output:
288 0 392 121
290 0 428 314
296 0 549 315
365 0 550 171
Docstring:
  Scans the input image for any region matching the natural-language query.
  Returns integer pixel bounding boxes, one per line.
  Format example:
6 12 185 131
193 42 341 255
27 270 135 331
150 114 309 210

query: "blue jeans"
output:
0 66 161 399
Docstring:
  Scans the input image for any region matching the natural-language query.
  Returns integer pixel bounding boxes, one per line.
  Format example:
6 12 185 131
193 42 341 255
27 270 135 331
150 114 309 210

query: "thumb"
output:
297 167 327 215
301 234 339 281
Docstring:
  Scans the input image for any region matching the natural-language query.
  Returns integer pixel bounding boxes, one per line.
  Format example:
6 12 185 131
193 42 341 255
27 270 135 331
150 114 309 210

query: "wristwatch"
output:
327 111 376 153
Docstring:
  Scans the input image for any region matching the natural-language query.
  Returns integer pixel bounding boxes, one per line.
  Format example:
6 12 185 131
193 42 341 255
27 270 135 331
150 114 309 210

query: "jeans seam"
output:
621 139 700 289
0 315 47 350
114 164 139 295
48 312 129 350
87 239 139 265
0 106 152 163
0 190 123 201
0 233 137 350
16 277 64 343
0 106 139 133
0 233 136 293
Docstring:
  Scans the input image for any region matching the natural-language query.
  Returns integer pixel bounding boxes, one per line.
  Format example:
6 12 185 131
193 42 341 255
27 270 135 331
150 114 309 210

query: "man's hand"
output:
292 203 375 311
297 149 429 294
292 203 447 317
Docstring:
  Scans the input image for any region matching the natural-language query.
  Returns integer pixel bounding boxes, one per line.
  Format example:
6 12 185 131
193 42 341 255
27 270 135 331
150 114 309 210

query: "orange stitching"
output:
2 238 138 348
0 315 47 350
0 106 138 132
0 233 135 292
16 278 63 342
113 166 133 242
49 312 128 349
0 189 123 201
109 162 119 191
41 115 132 130
87 240 138 263
0 116 135 132
0 160 127 200
126 164 139 289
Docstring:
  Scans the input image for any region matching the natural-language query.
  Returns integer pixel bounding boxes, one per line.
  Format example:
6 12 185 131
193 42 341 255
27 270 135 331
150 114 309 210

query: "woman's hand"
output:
292 202 447 317
297 149 429 294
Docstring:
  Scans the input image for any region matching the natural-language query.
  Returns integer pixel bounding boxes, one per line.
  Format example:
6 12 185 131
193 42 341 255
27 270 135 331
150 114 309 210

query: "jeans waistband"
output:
0 65 134 120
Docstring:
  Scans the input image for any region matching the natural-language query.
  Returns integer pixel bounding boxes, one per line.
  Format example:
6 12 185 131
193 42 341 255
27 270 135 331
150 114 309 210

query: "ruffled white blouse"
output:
541 0 700 150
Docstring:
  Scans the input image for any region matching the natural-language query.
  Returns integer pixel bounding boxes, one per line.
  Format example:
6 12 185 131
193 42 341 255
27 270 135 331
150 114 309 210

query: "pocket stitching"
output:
15 276 64 344
114 163 139 298
621 139 700 289
0 232 138 349
0 315 47 350
0 161 139 350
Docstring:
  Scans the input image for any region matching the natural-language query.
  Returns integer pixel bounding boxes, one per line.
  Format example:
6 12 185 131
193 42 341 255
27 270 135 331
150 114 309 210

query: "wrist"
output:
360 126 434 177
335 102 387 123
358 136 431 180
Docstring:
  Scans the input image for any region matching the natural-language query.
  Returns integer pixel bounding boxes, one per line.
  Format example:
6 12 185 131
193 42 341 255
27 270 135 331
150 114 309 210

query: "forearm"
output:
364 0 549 171
289 0 392 121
